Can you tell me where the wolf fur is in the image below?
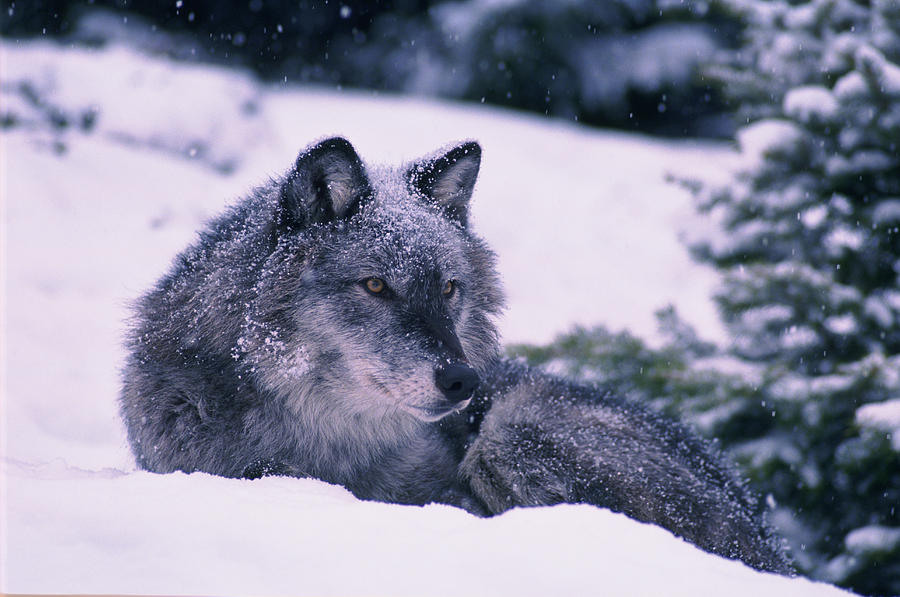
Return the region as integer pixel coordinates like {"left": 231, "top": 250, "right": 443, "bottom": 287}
{"left": 121, "top": 137, "right": 791, "bottom": 573}
{"left": 461, "top": 360, "right": 793, "bottom": 573}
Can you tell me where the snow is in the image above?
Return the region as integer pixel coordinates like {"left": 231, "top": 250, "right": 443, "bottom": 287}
{"left": 824, "top": 225, "right": 865, "bottom": 253}
{"left": 823, "top": 525, "right": 900, "bottom": 584}
{"left": 833, "top": 71, "right": 868, "bottom": 103}
{"left": 783, "top": 86, "right": 839, "bottom": 123}
{"left": 782, "top": 325, "right": 820, "bottom": 351}
{"left": 844, "top": 525, "right": 900, "bottom": 554}
{"left": 575, "top": 23, "right": 718, "bottom": 110}
{"left": 739, "top": 305, "right": 794, "bottom": 329}
{"left": 0, "top": 39, "right": 851, "bottom": 596}
{"left": 855, "top": 44, "right": 900, "bottom": 96}
{"left": 736, "top": 119, "right": 802, "bottom": 170}
{"left": 2, "top": 43, "right": 266, "bottom": 172}
{"left": 871, "top": 198, "right": 900, "bottom": 224}
{"left": 800, "top": 204, "right": 828, "bottom": 229}
{"left": 733, "top": 436, "right": 803, "bottom": 471}
{"left": 767, "top": 372, "right": 858, "bottom": 405}
{"left": 4, "top": 460, "right": 849, "bottom": 597}
{"left": 823, "top": 314, "right": 857, "bottom": 336}
{"left": 826, "top": 151, "right": 895, "bottom": 181}
{"left": 863, "top": 294, "right": 894, "bottom": 328}
{"left": 856, "top": 399, "right": 900, "bottom": 450}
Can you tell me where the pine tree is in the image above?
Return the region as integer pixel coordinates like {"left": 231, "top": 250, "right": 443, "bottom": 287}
{"left": 507, "top": 307, "right": 764, "bottom": 442}
{"left": 690, "top": 0, "right": 900, "bottom": 593}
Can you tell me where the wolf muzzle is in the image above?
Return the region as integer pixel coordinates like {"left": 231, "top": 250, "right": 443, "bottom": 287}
{"left": 434, "top": 363, "right": 479, "bottom": 404}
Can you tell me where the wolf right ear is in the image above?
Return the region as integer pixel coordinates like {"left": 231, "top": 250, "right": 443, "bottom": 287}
{"left": 407, "top": 141, "right": 482, "bottom": 227}
{"left": 279, "top": 137, "right": 371, "bottom": 229}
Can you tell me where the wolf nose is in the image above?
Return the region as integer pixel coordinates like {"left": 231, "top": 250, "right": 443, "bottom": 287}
{"left": 434, "top": 363, "right": 479, "bottom": 403}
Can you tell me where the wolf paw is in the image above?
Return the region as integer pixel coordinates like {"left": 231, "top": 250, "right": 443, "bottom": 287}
{"left": 461, "top": 440, "right": 568, "bottom": 515}
{"left": 437, "top": 485, "right": 492, "bottom": 517}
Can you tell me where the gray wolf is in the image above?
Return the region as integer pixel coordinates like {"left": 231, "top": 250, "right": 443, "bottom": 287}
{"left": 120, "top": 137, "right": 791, "bottom": 574}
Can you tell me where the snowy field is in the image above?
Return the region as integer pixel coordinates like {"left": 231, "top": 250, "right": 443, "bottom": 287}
{"left": 1, "top": 40, "right": 850, "bottom": 595}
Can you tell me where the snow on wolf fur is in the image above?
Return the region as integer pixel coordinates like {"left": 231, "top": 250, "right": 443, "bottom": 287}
{"left": 120, "top": 137, "right": 791, "bottom": 574}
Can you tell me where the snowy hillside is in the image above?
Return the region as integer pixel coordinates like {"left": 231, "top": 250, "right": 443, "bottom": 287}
{"left": 1, "top": 40, "right": 851, "bottom": 596}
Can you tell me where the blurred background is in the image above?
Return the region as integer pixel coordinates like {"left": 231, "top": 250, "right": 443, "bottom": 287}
{"left": 3, "top": 1, "right": 899, "bottom": 595}
{"left": 3, "top": 0, "right": 742, "bottom": 137}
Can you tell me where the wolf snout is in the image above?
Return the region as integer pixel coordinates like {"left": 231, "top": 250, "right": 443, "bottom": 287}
{"left": 434, "top": 363, "right": 479, "bottom": 403}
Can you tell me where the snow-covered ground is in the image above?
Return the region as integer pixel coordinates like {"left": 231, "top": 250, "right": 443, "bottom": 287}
{"left": 1, "top": 40, "right": 850, "bottom": 595}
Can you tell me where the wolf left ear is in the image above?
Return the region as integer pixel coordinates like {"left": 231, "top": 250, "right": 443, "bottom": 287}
{"left": 407, "top": 141, "right": 482, "bottom": 226}
{"left": 279, "top": 137, "right": 371, "bottom": 229}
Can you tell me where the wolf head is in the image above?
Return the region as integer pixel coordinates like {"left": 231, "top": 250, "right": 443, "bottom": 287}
{"left": 241, "top": 138, "right": 504, "bottom": 430}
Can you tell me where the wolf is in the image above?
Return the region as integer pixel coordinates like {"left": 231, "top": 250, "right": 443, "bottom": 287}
{"left": 121, "top": 137, "right": 791, "bottom": 573}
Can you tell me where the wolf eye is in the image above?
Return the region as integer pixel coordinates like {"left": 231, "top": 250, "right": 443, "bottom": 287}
{"left": 442, "top": 280, "right": 456, "bottom": 297}
{"left": 363, "top": 277, "right": 387, "bottom": 296}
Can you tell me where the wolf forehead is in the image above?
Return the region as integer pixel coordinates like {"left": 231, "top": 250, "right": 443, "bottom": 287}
{"left": 278, "top": 137, "right": 486, "bottom": 278}
{"left": 316, "top": 185, "right": 471, "bottom": 273}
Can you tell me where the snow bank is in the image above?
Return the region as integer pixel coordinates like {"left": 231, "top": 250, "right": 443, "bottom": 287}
{"left": 4, "top": 460, "right": 850, "bottom": 597}
{"left": 0, "top": 39, "right": 850, "bottom": 596}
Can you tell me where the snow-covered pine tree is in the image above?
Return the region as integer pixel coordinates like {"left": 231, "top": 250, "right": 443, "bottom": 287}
{"left": 691, "top": 0, "right": 900, "bottom": 593}
{"left": 428, "top": 0, "right": 742, "bottom": 135}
